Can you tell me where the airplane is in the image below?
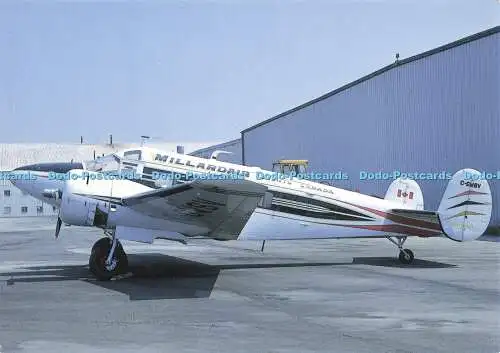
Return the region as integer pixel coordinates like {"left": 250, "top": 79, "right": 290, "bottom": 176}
{"left": 9, "top": 147, "right": 492, "bottom": 281}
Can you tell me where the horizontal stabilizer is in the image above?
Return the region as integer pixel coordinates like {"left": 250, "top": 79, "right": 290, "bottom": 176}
{"left": 386, "top": 208, "right": 442, "bottom": 236}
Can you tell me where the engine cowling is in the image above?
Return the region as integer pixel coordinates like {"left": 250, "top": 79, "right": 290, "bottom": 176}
{"left": 59, "top": 190, "right": 98, "bottom": 226}
{"left": 58, "top": 170, "right": 111, "bottom": 227}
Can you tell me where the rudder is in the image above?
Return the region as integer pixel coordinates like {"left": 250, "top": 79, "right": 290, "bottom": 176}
{"left": 385, "top": 178, "right": 424, "bottom": 210}
{"left": 437, "top": 169, "right": 492, "bottom": 242}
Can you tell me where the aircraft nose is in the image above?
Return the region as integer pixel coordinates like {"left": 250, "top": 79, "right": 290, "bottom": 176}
{"left": 9, "top": 165, "right": 36, "bottom": 190}
{"left": 9, "top": 162, "right": 83, "bottom": 191}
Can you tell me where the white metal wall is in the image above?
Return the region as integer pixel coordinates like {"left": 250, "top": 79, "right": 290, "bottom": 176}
{"left": 242, "top": 30, "right": 500, "bottom": 225}
{"left": 0, "top": 180, "right": 57, "bottom": 217}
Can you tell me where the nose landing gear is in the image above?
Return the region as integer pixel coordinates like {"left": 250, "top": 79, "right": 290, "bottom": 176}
{"left": 89, "top": 230, "right": 128, "bottom": 281}
{"left": 387, "top": 236, "right": 415, "bottom": 264}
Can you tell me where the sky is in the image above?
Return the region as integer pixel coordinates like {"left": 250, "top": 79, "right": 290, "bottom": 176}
{"left": 0, "top": 0, "right": 498, "bottom": 144}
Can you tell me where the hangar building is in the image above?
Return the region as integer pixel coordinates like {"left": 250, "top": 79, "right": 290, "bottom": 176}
{"left": 241, "top": 26, "right": 499, "bottom": 225}
{"left": 199, "top": 26, "right": 500, "bottom": 226}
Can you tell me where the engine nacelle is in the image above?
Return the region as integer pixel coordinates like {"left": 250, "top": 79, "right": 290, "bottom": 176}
{"left": 59, "top": 170, "right": 112, "bottom": 227}
{"left": 59, "top": 191, "right": 99, "bottom": 226}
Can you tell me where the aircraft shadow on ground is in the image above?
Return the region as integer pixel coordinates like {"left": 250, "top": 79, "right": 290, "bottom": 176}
{"left": 352, "top": 257, "right": 456, "bottom": 268}
{"left": 0, "top": 253, "right": 455, "bottom": 300}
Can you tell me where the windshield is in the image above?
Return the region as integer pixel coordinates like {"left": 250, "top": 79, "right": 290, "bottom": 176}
{"left": 84, "top": 154, "right": 121, "bottom": 172}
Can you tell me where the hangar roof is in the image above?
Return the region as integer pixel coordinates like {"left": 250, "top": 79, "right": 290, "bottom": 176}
{"left": 241, "top": 26, "right": 500, "bottom": 134}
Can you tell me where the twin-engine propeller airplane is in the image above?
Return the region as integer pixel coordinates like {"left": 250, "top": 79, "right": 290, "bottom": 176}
{"left": 10, "top": 147, "right": 492, "bottom": 281}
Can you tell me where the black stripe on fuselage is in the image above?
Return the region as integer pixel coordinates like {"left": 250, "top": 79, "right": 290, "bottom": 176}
{"left": 266, "top": 191, "right": 375, "bottom": 221}
{"left": 13, "top": 162, "right": 83, "bottom": 173}
{"left": 255, "top": 208, "right": 375, "bottom": 226}
{"left": 269, "top": 204, "right": 372, "bottom": 221}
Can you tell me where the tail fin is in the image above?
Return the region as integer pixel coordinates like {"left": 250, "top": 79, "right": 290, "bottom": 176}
{"left": 385, "top": 178, "right": 424, "bottom": 210}
{"left": 438, "top": 169, "right": 492, "bottom": 242}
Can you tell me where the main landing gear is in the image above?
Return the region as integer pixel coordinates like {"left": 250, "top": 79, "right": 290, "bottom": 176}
{"left": 386, "top": 236, "right": 415, "bottom": 264}
{"left": 89, "top": 230, "right": 129, "bottom": 281}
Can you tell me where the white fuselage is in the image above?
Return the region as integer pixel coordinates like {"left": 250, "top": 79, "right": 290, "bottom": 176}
{"left": 11, "top": 147, "right": 442, "bottom": 242}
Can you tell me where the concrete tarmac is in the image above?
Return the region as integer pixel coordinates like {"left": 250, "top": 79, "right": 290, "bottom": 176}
{"left": 0, "top": 217, "right": 499, "bottom": 353}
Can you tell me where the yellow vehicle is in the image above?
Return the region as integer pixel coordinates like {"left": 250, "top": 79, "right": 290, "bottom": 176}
{"left": 272, "top": 159, "right": 308, "bottom": 175}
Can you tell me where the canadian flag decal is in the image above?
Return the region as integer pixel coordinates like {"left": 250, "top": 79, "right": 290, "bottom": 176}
{"left": 397, "top": 189, "right": 414, "bottom": 199}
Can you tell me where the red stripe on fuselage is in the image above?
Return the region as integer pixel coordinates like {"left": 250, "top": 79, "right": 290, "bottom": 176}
{"left": 341, "top": 202, "right": 442, "bottom": 232}
{"left": 345, "top": 224, "right": 441, "bottom": 237}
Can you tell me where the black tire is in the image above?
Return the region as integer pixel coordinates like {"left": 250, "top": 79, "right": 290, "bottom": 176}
{"left": 398, "top": 249, "right": 414, "bottom": 264}
{"left": 89, "top": 238, "right": 110, "bottom": 276}
{"left": 89, "top": 237, "right": 128, "bottom": 280}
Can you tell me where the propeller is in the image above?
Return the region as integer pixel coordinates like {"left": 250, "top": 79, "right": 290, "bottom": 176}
{"left": 44, "top": 188, "right": 63, "bottom": 239}
{"left": 55, "top": 215, "right": 62, "bottom": 239}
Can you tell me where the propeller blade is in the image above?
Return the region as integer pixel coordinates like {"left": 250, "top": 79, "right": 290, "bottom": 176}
{"left": 55, "top": 216, "right": 62, "bottom": 239}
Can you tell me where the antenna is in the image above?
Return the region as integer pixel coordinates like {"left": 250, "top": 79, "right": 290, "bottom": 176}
{"left": 141, "top": 135, "right": 150, "bottom": 147}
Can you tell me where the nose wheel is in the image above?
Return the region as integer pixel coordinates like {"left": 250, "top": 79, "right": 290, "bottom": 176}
{"left": 387, "top": 236, "right": 415, "bottom": 264}
{"left": 89, "top": 232, "right": 128, "bottom": 281}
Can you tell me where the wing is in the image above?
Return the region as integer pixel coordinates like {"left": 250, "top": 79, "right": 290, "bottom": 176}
{"left": 121, "top": 179, "right": 268, "bottom": 240}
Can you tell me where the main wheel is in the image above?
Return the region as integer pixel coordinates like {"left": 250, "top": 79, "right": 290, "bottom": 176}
{"left": 89, "top": 237, "right": 128, "bottom": 281}
{"left": 398, "top": 248, "right": 414, "bottom": 264}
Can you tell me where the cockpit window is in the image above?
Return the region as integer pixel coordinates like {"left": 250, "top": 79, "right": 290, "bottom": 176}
{"left": 123, "top": 150, "right": 142, "bottom": 161}
{"left": 85, "top": 154, "right": 121, "bottom": 172}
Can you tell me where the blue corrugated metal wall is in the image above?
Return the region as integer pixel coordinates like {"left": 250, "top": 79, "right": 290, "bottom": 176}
{"left": 242, "top": 30, "right": 500, "bottom": 226}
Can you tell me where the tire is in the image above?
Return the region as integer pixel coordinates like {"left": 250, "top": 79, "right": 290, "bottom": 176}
{"left": 398, "top": 249, "right": 414, "bottom": 264}
{"left": 89, "top": 237, "right": 128, "bottom": 281}
{"left": 89, "top": 238, "right": 111, "bottom": 276}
